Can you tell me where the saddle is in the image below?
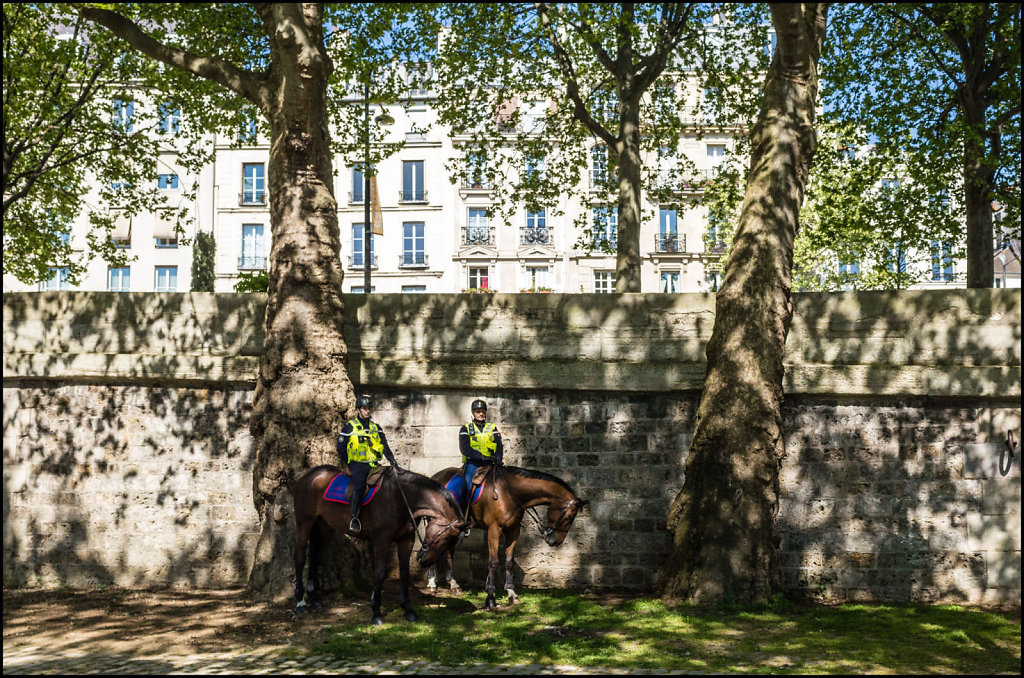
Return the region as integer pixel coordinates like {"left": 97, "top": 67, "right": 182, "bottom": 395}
{"left": 470, "top": 465, "right": 492, "bottom": 487}
{"left": 323, "top": 465, "right": 389, "bottom": 505}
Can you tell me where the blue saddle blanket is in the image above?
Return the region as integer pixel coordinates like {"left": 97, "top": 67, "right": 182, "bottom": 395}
{"left": 445, "top": 473, "right": 485, "bottom": 505}
{"left": 324, "top": 472, "right": 380, "bottom": 505}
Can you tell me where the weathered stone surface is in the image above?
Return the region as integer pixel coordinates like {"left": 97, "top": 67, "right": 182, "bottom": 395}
{"left": 2, "top": 290, "right": 1020, "bottom": 605}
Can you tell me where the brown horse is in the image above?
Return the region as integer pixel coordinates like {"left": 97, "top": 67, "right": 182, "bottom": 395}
{"left": 292, "top": 465, "right": 470, "bottom": 625}
{"left": 428, "top": 464, "right": 588, "bottom": 608}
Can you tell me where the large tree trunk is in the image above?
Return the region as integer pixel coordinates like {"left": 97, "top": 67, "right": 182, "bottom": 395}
{"left": 615, "top": 99, "right": 643, "bottom": 293}
{"left": 661, "top": 3, "right": 828, "bottom": 605}
{"left": 245, "top": 4, "right": 356, "bottom": 598}
{"left": 961, "top": 98, "right": 995, "bottom": 289}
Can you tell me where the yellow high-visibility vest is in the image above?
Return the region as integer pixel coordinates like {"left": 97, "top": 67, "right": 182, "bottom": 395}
{"left": 347, "top": 418, "right": 384, "bottom": 464}
{"left": 464, "top": 421, "right": 497, "bottom": 463}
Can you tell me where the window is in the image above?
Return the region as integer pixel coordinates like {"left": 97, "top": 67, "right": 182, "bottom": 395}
{"left": 158, "top": 173, "right": 179, "bottom": 190}
{"left": 352, "top": 163, "right": 374, "bottom": 203}
{"left": 525, "top": 266, "right": 549, "bottom": 290}
{"left": 350, "top": 286, "right": 376, "bottom": 294}
{"left": 402, "top": 285, "right": 427, "bottom": 293}
{"left": 155, "top": 266, "right": 178, "bottom": 292}
{"left": 467, "top": 151, "right": 488, "bottom": 188}
{"left": 108, "top": 267, "right": 130, "bottom": 292}
{"left": 706, "top": 212, "right": 725, "bottom": 251}
{"left": 352, "top": 223, "right": 375, "bottom": 267}
{"left": 526, "top": 209, "right": 547, "bottom": 230}
{"left": 658, "top": 146, "right": 677, "bottom": 185}
{"left": 705, "top": 270, "right": 722, "bottom": 292}
{"left": 707, "top": 145, "right": 726, "bottom": 178}
{"left": 591, "top": 144, "right": 608, "bottom": 186}
{"left": 594, "top": 270, "right": 615, "bottom": 293}
{"left": 703, "top": 86, "right": 721, "bottom": 123}
{"left": 158, "top": 104, "right": 180, "bottom": 134}
{"left": 241, "top": 224, "right": 265, "bottom": 269}
{"left": 402, "top": 222, "right": 425, "bottom": 265}
{"left": 931, "top": 240, "right": 954, "bottom": 281}
{"left": 522, "top": 99, "right": 547, "bottom": 133}
{"left": 766, "top": 31, "right": 778, "bottom": 59}
{"left": 467, "top": 208, "right": 489, "bottom": 244}
{"left": 593, "top": 88, "right": 618, "bottom": 124}
{"left": 469, "top": 267, "right": 490, "bottom": 290}
{"left": 402, "top": 160, "right": 425, "bottom": 201}
{"left": 155, "top": 237, "right": 178, "bottom": 249}
{"left": 880, "top": 178, "right": 899, "bottom": 191}
{"left": 406, "top": 62, "right": 431, "bottom": 97}
{"left": 660, "top": 271, "right": 680, "bottom": 293}
{"left": 42, "top": 267, "right": 71, "bottom": 291}
{"left": 112, "top": 99, "right": 134, "bottom": 132}
{"left": 886, "top": 245, "right": 908, "bottom": 273}
{"left": 525, "top": 156, "right": 546, "bottom": 181}
{"left": 407, "top": 107, "right": 428, "bottom": 140}
{"left": 659, "top": 209, "right": 679, "bottom": 252}
{"left": 839, "top": 257, "right": 861, "bottom": 276}
{"left": 242, "top": 163, "right": 265, "bottom": 204}
{"left": 238, "top": 114, "right": 258, "bottom": 144}
{"left": 591, "top": 206, "right": 618, "bottom": 249}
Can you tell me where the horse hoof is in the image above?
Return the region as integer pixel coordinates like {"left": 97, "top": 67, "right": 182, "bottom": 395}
{"left": 372, "top": 616, "right": 385, "bottom": 626}
{"left": 451, "top": 587, "right": 462, "bottom": 596}
{"left": 509, "top": 595, "right": 520, "bottom": 605}
{"left": 405, "top": 611, "right": 419, "bottom": 622}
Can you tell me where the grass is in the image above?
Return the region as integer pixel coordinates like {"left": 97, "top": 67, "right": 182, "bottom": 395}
{"left": 308, "top": 589, "right": 1021, "bottom": 674}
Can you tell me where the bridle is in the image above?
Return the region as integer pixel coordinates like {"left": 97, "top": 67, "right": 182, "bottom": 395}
{"left": 387, "top": 467, "right": 466, "bottom": 560}
{"left": 494, "top": 465, "right": 579, "bottom": 540}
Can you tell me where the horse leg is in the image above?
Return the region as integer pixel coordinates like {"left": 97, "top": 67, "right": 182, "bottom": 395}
{"left": 293, "top": 516, "right": 315, "bottom": 612}
{"left": 426, "top": 562, "right": 438, "bottom": 593}
{"left": 369, "top": 537, "right": 389, "bottom": 626}
{"left": 502, "top": 523, "right": 523, "bottom": 604}
{"left": 445, "top": 544, "right": 462, "bottom": 594}
{"left": 306, "top": 521, "right": 331, "bottom": 609}
{"left": 396, "top": 537, "right": 419, "bottom": 622}
{"left": 484, "top": 524, "right": 501, "bottom": 609}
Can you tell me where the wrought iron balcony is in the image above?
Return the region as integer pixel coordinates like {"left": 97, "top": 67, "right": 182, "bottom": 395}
{"left": 520, "top": 227, "right": 552, "bottom": 246}
{"left": 347, "top": 254, "right": 378, "bottom": 269}
{"left": 462, "top": 226, "right": 495, "bottom": 247}
{"left": 655, "top": 234, "right": 686, "bottom": 253}
{"left": 238, "top": 255, "right": 267, "bottom": 270}
{"left": 398, "top": 190, "right": 428, "bottom": 203}
{"left": 238, "top": 191, "right": 266, "bottom": 206}
{"left": 462, "top": 179, "right": 492, "bottom": 190}
{"left": 399, "top": 253, "right": 429, "bottom": 268}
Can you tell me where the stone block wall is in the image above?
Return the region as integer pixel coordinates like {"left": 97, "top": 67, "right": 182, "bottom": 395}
{"left": 3, "top": 290, "right": 1020, "bottom": 604}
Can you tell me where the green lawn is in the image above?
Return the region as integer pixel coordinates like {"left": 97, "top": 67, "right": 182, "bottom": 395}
{"left": 309, "top": 589, "right": 1021, "bottom": 674}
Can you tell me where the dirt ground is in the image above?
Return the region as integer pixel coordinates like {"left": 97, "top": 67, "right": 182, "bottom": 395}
{"left": 2, "top": 586, "right": 375, "bottom": 656}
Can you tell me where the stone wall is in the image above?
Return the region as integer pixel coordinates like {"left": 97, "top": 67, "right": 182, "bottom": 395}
{"left": 3, "top": 290, "right": 1020, "bottom": 604}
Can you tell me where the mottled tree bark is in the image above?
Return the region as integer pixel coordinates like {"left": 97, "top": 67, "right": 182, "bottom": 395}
{"left": 661, "top": 3, "right": 828, "bottom": 605}
{"left": 79, "top": 3, "right": 357, "bottom": 598}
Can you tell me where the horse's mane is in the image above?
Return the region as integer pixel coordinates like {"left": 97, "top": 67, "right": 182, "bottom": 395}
{"left": 398, "top": 469, "right": 463, "bottom": 518}
{"left": 503, "top": 465, "right": 577, "bottom": 496}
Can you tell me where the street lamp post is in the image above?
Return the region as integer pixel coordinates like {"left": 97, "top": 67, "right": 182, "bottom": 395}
{"left": 362, "top": 73, "right": 393, "bottom": 294}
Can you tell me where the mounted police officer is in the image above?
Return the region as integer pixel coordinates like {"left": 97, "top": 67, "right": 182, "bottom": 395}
{"left": 337, "top": 394, "right": 398, "bottom": 532}
{"left": 457, "top": 399, "right": 503, "bottom": 506}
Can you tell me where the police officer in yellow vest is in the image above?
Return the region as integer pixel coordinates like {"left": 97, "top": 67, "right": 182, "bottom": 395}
{"left": 458, "top": 399, "right": 503, "bottom": 505}
{"left": 336, "top": 394, "right": 398, "bottom": 532}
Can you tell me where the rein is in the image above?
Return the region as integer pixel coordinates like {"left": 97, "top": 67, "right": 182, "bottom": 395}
{"left": 493, "top": 465, "right": 577, "bottom": 539}
{"left": 390, "top": 467, "right": 464, "bottom": 556}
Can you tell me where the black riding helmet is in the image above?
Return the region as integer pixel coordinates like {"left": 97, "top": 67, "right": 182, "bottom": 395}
{"left": 355, "top": 394, "right": 373, "bottom": 409}
{"left": 471, "top": 399, "right": 487, "bottom": 412}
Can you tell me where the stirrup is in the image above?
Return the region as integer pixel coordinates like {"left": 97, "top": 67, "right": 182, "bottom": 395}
{"left": 349, "top": 516, "right": 362, "bottom": 532}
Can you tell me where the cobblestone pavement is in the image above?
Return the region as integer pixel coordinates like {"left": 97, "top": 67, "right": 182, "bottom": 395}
{"left": 3, "top": 644, "right": 702, "bottom": 675}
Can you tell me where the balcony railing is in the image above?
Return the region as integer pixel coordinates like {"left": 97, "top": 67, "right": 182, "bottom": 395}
{"left": 399, "top": 253, "right": 429, "bottom": 268}
{"left": 655, "top": 234, "right": 686, "bottom": 253}
{"left": 347, "top": 254, "right": 378, "bottom": 269}
{"left": 462, "top": 180, "right": 492, "bottom": 190}
{"left": 462, "top": 226, "right": 495, "bottom": 247}
{"left": 239, "top": 191, "right": 266, "bottom": 206}
{"left": 399, "top": 190, "right": 428, "bottom": 203}
{"left": 520, "top": 227, "right": 552, "bottom": 246}
{"left": 238, "top": 255, "right": 267, "bottom": 270}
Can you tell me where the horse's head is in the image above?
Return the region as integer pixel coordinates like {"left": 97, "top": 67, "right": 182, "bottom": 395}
{"left": 416, "top": 514, "right": 472, "bottom": 568}
{"left": 544, "top": 497, "right": 588, "bottom": 547}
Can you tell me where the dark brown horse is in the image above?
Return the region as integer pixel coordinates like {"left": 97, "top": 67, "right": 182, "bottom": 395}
{"left": 428, "top": 464, "right": 588, "bottom": 608}
{"left": 292, "top": 465, "right": 470, "bottom": 625}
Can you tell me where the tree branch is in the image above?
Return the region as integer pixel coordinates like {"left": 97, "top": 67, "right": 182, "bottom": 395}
{"left": 635, "top": 3, "right": 694, "bottom": 94}
{"left": 75, "top": 5, "right": 264, "bottom": 106}
{"left": 535, "top": 3, "right": 617, "bottom": 147}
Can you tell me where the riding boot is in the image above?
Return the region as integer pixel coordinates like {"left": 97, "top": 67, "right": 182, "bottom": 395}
{"left": 349, "top": 490, "right": 364, "bottom": 532}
